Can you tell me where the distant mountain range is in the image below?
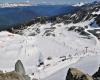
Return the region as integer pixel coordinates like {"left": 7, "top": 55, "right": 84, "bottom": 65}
{"left": 0, "top": 5, "right": 79, "bottom": 30}
{"left": 0, "top": 1, "right": 100, "bottom": 30}
{"left": 0, "top": 2, "right": 32, "bottom": 8}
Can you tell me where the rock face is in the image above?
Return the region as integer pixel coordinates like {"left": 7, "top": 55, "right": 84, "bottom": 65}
{"left": 93, "top": 67, "right": 100, "bottom": 80}
{"left": 15, "top": 60, "right": 25, "bottom": 75}
{"left": 0, "top": 60, "right": 31, "bottom": 80}
{"left": 66, "top": 68, "right": 93, "bottom": 80}
{"left": 0, "top": 71, "right": 25, "bottom": 80}
{"left": 15, "top": 60, "right": 30, "bottom": 80}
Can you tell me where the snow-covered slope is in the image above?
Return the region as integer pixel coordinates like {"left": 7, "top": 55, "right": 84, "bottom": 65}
{"left": 0, "top": 31, "right": 43, "bottom": 73}
{"left": 0, "top": 20, "right": 100, "bottom": 80}
{"left": 71, "top": 55, "right": 100, "bottom": 75}
{"left": 92, "top": 10, "right": 100, "bottom": 15}
{"left": 42, "top": 55, "right": 100, "bottom": 80}
{"left": 0, "top": 1, "right": 100, "bottom": 80}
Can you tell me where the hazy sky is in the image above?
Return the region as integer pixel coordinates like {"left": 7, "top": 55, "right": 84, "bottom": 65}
{"left": 0, "top": 0, "right": 99, "bottom": 4}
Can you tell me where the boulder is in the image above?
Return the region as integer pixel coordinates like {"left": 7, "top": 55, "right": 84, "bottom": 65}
{"left": 66, "top": 68, "right": 93, "bottom": 80}
{"left": 0, "top": 71, "right": 25, "bottom": 80}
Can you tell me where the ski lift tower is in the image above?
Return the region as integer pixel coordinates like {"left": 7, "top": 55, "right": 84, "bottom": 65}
{"left": 85, "top": 46, "right": 88, "bottom": 53}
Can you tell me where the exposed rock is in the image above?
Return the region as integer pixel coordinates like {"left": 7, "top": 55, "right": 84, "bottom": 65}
{"left": 93, "top": 67, "right": 100, "bottom": 80}
{"left": 68, "top": 26, "right": 76, "bottom": 31}
{"left": 0, "top": 70, "right": 3, "bottom": 74}
{"left": 0, "top": 71, "right": 25, "bottom": 80}
{"left": 80, "top": 31, "right": 90, "bottom": 36}
{"left": 15, "top": 60, "right": 25, "bottom": 75}
{"left": 0, "top": 60, "right": 32, "bottom": 80}
{"left": 23, "top": 75, "right": 30, "bottom": 80}
{"left": 88, "top": 29, "right": 100, "bottom": 39}
{"left": 75, "top": 27, "right": 85, "bottom": 33}
{"left": 95, "top": 15, "right": 100, "bottom": 26}
{"left": 15, "top": 60, "right": 31, "bottom": 80}
{"left": 81, "top": 75, "right": 94, "bottom": 80}
{"left": 66, "top": 68, "right": 93, "bottom": 80}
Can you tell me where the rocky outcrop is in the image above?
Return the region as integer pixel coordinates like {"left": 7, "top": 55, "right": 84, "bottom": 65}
{"left": 0, "top": 60, "right": 31, "bottom": 80}
{"left": 15, "top": 60, "right": 30, "bottom": 80}
{"left": 15, "top": 60, "right": 25, "bottom": 75}
{"left": 0, "top": 71, "right": 25, "bottom": 80}
{"left": 66, "top": 68, "right": 93, "bottom": 80}
{"left": 93, "top": 67, "right": 100, "bottom": 80}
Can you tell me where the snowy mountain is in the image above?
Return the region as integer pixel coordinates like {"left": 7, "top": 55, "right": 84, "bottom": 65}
{"left": 0, "top": 2, "right": 32, "bottom": 8}
{"left": 73, "top": 2, "right": 85, "bottom": 6}
{"left": 7, "top": 1, "right": 99, "bottom": 31}
{"left": 10, "top": 1, "right": 100, "bottom": 38}
{"left": 0, "top": 1, "right": 100, "bottom": 80}
{"left": 0, "top": 5, "right": 79, "bottom": 30}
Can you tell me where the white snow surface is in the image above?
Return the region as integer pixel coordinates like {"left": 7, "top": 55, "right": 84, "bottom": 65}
{"left": 73, "top": 2, "right": 85, "bottom": 6}
{"left": 42, "top": 55, "right": 100, "bottom": 80}
{"left": 92, "top": 10, "right": 100, "bottom": 15}
{"left": 0, "top": 20, "right": 100, "bottom": 80}
{"left": 0, "top": 31, "right": 43, "bottom": 72}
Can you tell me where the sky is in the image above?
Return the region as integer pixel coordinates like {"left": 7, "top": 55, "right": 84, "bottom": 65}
{"left": 0, "top": 0, "right": 99, "bottom": 4}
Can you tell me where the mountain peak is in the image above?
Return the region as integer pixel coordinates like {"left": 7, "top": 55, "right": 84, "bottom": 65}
{"left": 73, "top": 2, "right": 85, "bottom": 7}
